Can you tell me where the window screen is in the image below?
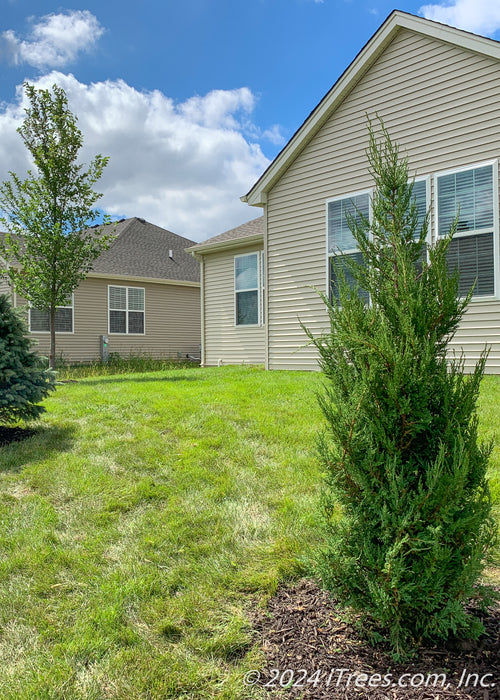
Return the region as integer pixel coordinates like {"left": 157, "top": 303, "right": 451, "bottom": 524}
{"left": 235, "top": 254, "right": 259, "bottom": 325}
{"left": 109, "top": 286, "right": 145, "bottom": 334}
{"left": 437, "top": 164, "right": 495, "bottom": 297}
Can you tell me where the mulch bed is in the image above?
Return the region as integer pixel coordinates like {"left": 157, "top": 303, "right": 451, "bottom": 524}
{"left": 0, "top": 426, "right": 37, "bottom": 447}
{"left": 253, "top": 579, "right": 500, "bottom": 699}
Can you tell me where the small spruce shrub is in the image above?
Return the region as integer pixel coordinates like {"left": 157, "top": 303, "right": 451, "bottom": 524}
{"left": 0, "top": 294, "right": 55, "bottom": 423}
{"left": 307, "top": 121, "right": 497, "bottom": 657}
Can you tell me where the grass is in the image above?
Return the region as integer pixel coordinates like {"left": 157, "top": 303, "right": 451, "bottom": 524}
{"left": 0, "top": 365, "right": 324, "bottom": 699}
{"left": 56, "top": 354, "right": 197, "bottom": 379}
{"left": 0, "top": 365, "right": 499, "bottom": 699}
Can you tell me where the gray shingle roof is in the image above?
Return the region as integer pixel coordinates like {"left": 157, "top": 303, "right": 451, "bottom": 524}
{"left": 92, "top": 218, "right": 199, "bottom": 282}
{"left": 188, "top": 216, "right": 263, "bottom": 251}
{"left": 1, "top": 218, "right": 200, "bottom": 283}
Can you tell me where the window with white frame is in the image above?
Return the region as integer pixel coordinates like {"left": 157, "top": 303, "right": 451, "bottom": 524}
{"left": 30, "top": 296, "right": 74, "bottom": 333}
{"left": 235, "top": 253, "right": 260, "bottom": 325}
{"left": 327, "top": 190, "right": 370, "bottom": 303}
{"left": 412, "top": 178, "right": 430, "bottom": 241}
{"left": 436, "top": 162, "right": 497, "bottom": 298}
{"left": 327, "top": 181, "right": 429, "bottom": 301}
{"left": 109, "top": 285, "right": 145, "bottom": 334}
{"left": 412, "top": 177, "right": 430, "bottom": 274}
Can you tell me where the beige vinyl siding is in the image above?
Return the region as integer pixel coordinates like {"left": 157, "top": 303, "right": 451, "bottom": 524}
{"left": 0, "top": 278, "right": 11, "bottom": 299}
{"left": 266, "top": 28, "right": 500, "bottom": 371}
{"left": 202, "top": 244, "right": 265, "bottom": 366}
{"left": 17, "top": 277, "right": 200, "bottom": 363}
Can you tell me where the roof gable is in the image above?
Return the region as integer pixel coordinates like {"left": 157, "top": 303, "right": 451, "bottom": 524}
{"left": 242, "top": 10, "right": 500, "bottom": 207}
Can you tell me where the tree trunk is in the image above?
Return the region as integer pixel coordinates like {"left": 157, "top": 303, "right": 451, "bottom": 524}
{"left": 49, "top": 305, "right": 56, "bottom": 370}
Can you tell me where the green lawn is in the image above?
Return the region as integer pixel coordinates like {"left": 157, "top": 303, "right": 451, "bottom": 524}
{"left": 0, "top": 366, "right": 499, "bottom": 699}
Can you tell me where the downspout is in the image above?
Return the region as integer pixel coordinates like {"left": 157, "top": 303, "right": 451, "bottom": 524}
{"left": 263, "top": 199, "right": 269, "bottom": 371}
{"left": 200, "top": 256, "right": 206, "bottom": 367}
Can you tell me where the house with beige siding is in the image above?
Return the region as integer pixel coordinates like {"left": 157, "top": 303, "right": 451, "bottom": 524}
{"left": 1, "top": 217, "right": 201, "bottom": 363}
{"left": 187, "top": 217, "right": 265, "bottom": 366}
{"left": 195, "top": 9, "right": 500, "bottom": 372}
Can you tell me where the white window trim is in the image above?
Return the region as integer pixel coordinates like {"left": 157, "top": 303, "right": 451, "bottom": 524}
{"left": 325, "top": 179, "right": 431, "bottom": 297}
{"left": 325, "top": 188, "right": 373, "bottom": 300}
{"left": 433, "top": 159, "right": 499, "bottom": 301}
{"left": 414, "top": 175, "right": 432, "bottom": 247}
{"left": 29, "top": 294, "right": 75, "bottom": 334}
{"left": 108, "top": 284, "right": 146, "bottom": 335}
{"left": 234, "top": 252, "right": 262, "bottom": 327}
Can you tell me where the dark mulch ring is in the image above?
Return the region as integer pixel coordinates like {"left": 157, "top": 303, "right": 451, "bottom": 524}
{"left": 253, "top": 579, "right": 500, "bottom": 700}
{"left": 0, "top": 426, "right": 37, "bottom": 447}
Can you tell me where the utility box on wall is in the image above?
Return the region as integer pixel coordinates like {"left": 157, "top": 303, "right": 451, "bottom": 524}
{"left": 100, "top": 334, "right": 109, "bottom": 362}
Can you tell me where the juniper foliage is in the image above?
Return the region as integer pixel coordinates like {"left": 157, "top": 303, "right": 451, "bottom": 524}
{"left": 0, "top": 294, "right": 55, "bottom": 423}
{"left": 307, "top": 122, "right": 497, "bottom": 657}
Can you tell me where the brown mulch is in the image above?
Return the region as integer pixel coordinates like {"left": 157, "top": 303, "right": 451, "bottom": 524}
{"left": 253, "top": 579, "right": 500, "bottom": 699}
{"left": 0, "top": 426, "right": 36, "bottom": 447}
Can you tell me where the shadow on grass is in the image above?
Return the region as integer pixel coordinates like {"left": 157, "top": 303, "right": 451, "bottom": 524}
{"left": 0, "top": 424, "right": 76, "bottom": 472}
{"left": 77, "top": 374, "right": 205, "bottom": 386}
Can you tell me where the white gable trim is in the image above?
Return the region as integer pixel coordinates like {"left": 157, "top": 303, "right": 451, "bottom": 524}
{"left": 242, "top": 10, "right": 500, "bottom": 207}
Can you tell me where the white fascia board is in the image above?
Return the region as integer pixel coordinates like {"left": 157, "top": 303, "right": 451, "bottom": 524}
{"left": 242, "top": 11, "right": 500, "bottom": 207}
{"left": 87, "top": 272, "right": 200, "bottom": 288}
{"left": 186, "top": 233, "right": 264, "bottom": 257}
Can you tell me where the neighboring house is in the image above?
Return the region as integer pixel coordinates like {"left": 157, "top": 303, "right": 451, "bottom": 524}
{"left": 187, "top": 217, "right": 265, "bottom": 366}
{"left": 196, "top": 9, "right": 500, "bottom": 372}
{"left": 0, "top": 217, "right": 201, "bottom": 363}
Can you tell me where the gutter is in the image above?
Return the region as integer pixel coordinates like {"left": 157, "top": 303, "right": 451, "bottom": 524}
{"left": 87, "top": 272, "right": 200, "bottom": 287}
{"left": 186, "top": 233, "right": 264, "bottom": 257}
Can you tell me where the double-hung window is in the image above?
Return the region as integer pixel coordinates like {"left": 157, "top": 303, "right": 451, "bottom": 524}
{"left": 412, "top": 177, "right": 431, "bottom": 272}
{"left": 327, "top": 190, "right": 371, "bottom": 303}
{"left": 436, "top": 162, "right": 498, "bottom": 298}
{"left": 327, "top": 181, "right": 429, "bottom": 301}
{"left": 235, "top": 253, "right": 260, "bottom": 325}
{"left": 412, "top": 177, "right": 430, "bottom": 242}
{"left": 30, "top": 296, "right": 74, "bottom": 333}
{"left": 109, "top": 285, "right": 145, "bottom": 334}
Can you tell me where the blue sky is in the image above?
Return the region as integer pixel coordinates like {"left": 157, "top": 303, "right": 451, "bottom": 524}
{"left": 1, "top": 0, "right": 499, "bottom": 241}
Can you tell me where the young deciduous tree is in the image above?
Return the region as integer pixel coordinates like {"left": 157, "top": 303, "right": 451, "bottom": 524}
{"left": 0, "top": 294, "right": 55, "bottom": 424}
{"left": 307, "top": 121, "right": 497, "bottom": 657}
{"left": 0, "top": 83, "right": 114, "bottom": 368}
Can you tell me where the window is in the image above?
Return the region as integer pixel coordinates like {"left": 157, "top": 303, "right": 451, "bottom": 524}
{"left": 235, "top": 253, "right": 261, "bottom": 325}
{"left": 412, "top": 177, "right": 430, "bottom": 274}
{"left": 30, "top": 296, "right": 73, "bottom": 333}
{"left": 327, "top": 181, "right": 429, "bottom": 301}
{"left": 412, "top": 178, "right": 430, "bottom": 241}
{"left": 109, "top": 286, "right": 145, "bottom": 334}
{"left": 327, "top": 190, "right": 370, "bottom": 304}
{"left": 436, "top": 162, "right": 497, "bottom": 298}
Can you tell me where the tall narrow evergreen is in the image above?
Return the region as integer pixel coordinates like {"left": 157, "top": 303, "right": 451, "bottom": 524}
{"left": 307, "top": 121, "right": 497, "bottom": 656}
{"left": 0, "top": 294, "right": 55, "bottom": 423}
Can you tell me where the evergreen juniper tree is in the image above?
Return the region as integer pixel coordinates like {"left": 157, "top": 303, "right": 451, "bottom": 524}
{"left": 307, "top": 120, "right": 497, "bottom": 657}
{"left": 0, "top": 294, "right": 55, "bottom": 423}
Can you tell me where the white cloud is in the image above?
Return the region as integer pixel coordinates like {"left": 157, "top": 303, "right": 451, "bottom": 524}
{"left": 0, "top": 74, "right": 271, "bottom": 241}
{"left": 261, "top": 124, "right": 286, "bottom": 146}
{"left": 420, "top": 0, "right": 500, "bottom": 35}
{"left": 0, "top": 11, "right": 104, "bottom": 69}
